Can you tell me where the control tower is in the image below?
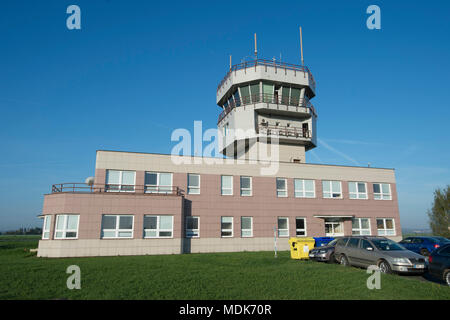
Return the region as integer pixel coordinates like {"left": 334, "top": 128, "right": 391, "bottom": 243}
{"left": 216, "top": 58, "right": 317, "bottom": 163}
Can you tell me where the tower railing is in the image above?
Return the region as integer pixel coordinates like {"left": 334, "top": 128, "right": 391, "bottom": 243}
{"left": 257, "top": 123, "right": 312, "bottom": 139}
{"left": 217, "top": 93, "right": 317, "bottom": 124}
{"left": 217, "top": 59, "right": 316, "bottom": 93}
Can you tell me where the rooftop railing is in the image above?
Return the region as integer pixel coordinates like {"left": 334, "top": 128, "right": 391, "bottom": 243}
{"left": 51, "top": 183, "right": 184, "bottom": 196}
{"left": 217, "top": 59, "right": 316, "bottom": 93}
{"left": 217, "top": 93, "right": 317, "bottom": 124}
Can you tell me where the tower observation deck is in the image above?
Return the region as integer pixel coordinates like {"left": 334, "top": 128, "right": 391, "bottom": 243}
{"left": 216, "top": 58, "right": 317, "bottom": 163}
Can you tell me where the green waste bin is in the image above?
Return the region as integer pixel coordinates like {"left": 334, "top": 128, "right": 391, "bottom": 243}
{"left": 289, "top": 237, "right": 316, "bottom": 260}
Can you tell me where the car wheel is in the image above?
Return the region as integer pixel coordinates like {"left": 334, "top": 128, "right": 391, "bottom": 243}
{"left": 378, "top": 260, "right": 392, "bottom": 274}
{"left": 420, "top": 249, "right": 430, "bottom": 256}
{"left": 444, "top": 270, "right": 450, "bottom": 286}
{"left": 340, "top": 255, "right": 349, "bottom": 267}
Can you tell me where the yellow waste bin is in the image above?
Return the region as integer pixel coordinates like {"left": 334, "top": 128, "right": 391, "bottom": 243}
{"left": 289, "top": 237, "right": 316, "bottom": 260}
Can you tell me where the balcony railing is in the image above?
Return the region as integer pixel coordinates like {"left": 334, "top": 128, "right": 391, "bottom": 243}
{"left": 51, "top": 183, "right": 184, "bottom": 196}
{"left": 217, "top": 59, "right": 316, "bottom": 93}
{"left": 218, "top": 93, "right": 317, "bottom": 124}
{"left": 257, "top": 123, "right": 312, "bottom": 139}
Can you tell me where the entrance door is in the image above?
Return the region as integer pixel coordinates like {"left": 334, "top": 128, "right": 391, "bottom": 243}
{"left": 325, "top": 220, "right": 344, "bottom": 237}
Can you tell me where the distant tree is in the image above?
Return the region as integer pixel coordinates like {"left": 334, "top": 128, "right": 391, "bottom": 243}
{"left": 427, "top": 185, "right": 450, "bottom": 237}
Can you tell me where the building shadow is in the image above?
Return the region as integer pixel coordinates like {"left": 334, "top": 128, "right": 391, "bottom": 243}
{"left": 181, "top": 199, "right": 192, "bottom": 254}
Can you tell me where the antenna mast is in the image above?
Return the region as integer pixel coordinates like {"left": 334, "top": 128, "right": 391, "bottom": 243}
{"left": 299, "top": 26, "right": 304, "bottom": 66}
{"left": 254, "top": 33, "right": 258, "bottom": 60}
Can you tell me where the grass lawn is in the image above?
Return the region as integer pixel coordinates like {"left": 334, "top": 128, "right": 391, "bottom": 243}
{"left": 0, "top": 237, "right": 449, "bottom": 300}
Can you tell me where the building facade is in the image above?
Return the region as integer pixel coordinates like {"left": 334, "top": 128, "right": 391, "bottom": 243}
{"left": 37, "top": 59, "right": 402, "bottom": 258}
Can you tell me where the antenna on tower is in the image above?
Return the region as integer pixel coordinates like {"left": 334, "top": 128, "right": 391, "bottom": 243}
{"left": 299, "top": 26, "right": 304, "bottom": 66}
{"left": 254, "top": 33, "right": 258, "bottom": 60}
{"left": 229, "top": 54, "right": 232, "bottom": 70}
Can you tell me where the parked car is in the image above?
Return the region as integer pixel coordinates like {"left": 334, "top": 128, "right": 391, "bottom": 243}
{"left": 334, "top": 236, "right": 427, "bottom": 274}
{"left": 398, "top": 236, "right": 450, "bottom": 256}
{"left": 428, "top": 243, "right": 450, "bottom": 286}
{"left": 309, "top": 238, "right": 339, "bottom": 263}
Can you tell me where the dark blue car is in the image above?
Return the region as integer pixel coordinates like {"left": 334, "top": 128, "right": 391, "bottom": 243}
{"left": 399, "top": 236, "right": 450, "bottom": 256}
{"left": 428, "top": 243, "right": 450, "bottom": 286}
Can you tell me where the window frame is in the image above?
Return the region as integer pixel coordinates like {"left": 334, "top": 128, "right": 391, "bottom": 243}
{"left": 241, "top": 216, "right": 253, "bottom": 238}
{"left": 105, "top": 170, "right": 136, "bottom": 192}
{"left": 322, "top": 180, "right": 343, "bottom": 199}
{"left": 277, "top": 217, "right": 289, "bottom": 237}
{"left": 143, "top": 215, "right": 174, "bottom": 239}
{"left": 187, "top": 173, "right": 201, "bottom": 195}
{"left": 54, "top": 214, "right": 80, "bottom": 239}
{"left": 185, "top": 216, "right": 200, "bottom": 238}
{"left": 294, "top": 179, "right": 315, "bottom": 198}
{"left": 240, "top": 176, "right": 252, "bottom": 197}
{"left": 373, "top": 183, "right": 392, "bottom": 200}
{"left": 276, "top": 178, "right": 288, "bottom": 197}
{"left": 145, "top": 172, "right": 173, "bottom": 194}
{"left": 352, "top": 218, "right": 372, "bottom": 235}
{"left": 101, "top": 215, "right": 134, "bottom": 239}
{"left": 221, "top": 175, "right": 233, "bottom": 196}
{"left": 221, "top": 216, "right": 234, "bottom": 237}
{"left": 42, "top": 215, "right": 51, "bottom": 240}
{"left": 295, "top": 217, "right": 307, "bottom": 237}
{"left": 348, "top": 182, "right": 368, "bottom": 200}
{"left": 376, "top": 218, "right": 396, "bottom": 236}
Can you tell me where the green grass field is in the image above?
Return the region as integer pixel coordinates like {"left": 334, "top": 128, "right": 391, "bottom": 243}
{"left": 1, "top": 236, "right": 449, "bottom": 300}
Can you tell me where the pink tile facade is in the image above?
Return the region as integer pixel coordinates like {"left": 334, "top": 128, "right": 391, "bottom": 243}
{"left": 41, "top": 168, "right": 401, "bottom": 251}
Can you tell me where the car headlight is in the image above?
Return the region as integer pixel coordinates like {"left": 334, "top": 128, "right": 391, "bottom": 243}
{"left": 392, "top": 257, "right": 409, "bottom": 264}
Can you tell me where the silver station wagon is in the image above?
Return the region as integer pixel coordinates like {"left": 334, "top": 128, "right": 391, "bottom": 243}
{"left": 334, "top": 236, "right": 427, "bottom": 274}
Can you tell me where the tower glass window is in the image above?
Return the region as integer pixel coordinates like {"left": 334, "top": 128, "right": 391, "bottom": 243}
{"left": 262, "top": 82, "right": 274, "bottom": 103}
{"left": 240, "top": 85, "right": 251, "bottom": 104}
{"left": 290, "top": 87, "right": 301, "bottom": 106}
{"left": 250, "top": 83, "right": 260, "bottom": 103}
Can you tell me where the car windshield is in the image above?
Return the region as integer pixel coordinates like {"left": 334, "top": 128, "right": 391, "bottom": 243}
{"left": 328, "top": 239, "right": 338, "bottom": 246}
{"left": 371, "top": 239, "right": 405, "bottom": 251}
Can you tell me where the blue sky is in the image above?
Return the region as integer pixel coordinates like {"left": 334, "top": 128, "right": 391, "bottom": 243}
{"left": 0, "top": 0, "right": 449, "bottom": 231}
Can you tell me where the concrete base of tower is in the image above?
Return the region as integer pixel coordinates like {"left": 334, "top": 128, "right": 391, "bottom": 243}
{"left": 235, "top": 140, "right": 306, "bottom": 163}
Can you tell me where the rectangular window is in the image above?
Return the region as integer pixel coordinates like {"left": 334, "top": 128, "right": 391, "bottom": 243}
{"left": 221, "top": 217, "right": 233, "bottom": 237}
{"left": 352, "top": 218, "right": 371, "bottom": 235}
{"left": 240, "top": 85, "right": 251, "bottom": 104}
{"left": 54, "top": 215, "right": 79, "bottom": 239}
{"left": 322, "top": 180, "right": 342, "bottom": 198}
{"left": 42, "top": 215, "right": 51, "bottom": 239}
{"left": 241, "top": 216, "right": 253, "bottom": 237}
{"left": 376, "top": 218, "right": 395, "bottom": 236}
{"left": 145, "top": 172, "right": 173, "bottom": 194}
{"left": 250, "top": 83, "right": 260, "bottom": 103}
{"left": 373, "top": 183, "right": 392, "bottom": 200}
{"left": 262, "top": 82, "right": 274, "bottom": 103}
{"left": 294, "top": 179, "right": 315, "bottom": 198}
{"left": 276, "top": 178, "right": 288, "bottom": 197}
{"left": 105, "top": 170, "right": 136, "bottom": 192}
{"left": 221, "top": 175, "right": 233, "bottom": 195}
{"left": 101, "top": 215, "right": 134, "bottom": 239}
{"left": 349, "top": 182, "right": 368, "bottom": 199}
{"left": 295, "top": 217, "right": 307, "bottom": 236}
{"left": 290, "top": 87, "right": 301, "bottom": 105}
{"left": 278, "top": 217, "right": 289, "bottom": 237}
{"left": 185, "top": 216, "right": 199, "bottom": 238}
{"left": 187, "top": 174, "right": 200, "bottom": 194}
{"left": 240, "top": 176, "right": 252, "bottom": 196}
{"left": 144, "top": 215, "right": 173, "bottom": 238}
